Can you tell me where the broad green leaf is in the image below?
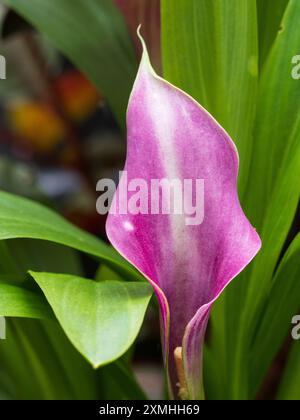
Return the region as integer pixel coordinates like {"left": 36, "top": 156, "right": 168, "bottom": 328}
{"left": 277, "top": 339, "right": 300, "bottom": 400}
{"left": 249, "top": 234, "right": 300, "bottom": 396}
{"left": 0, "top": 281, "right": 53, "bottom": 320}
{"left": 30, "top": 272, "right": 153, "bottom": 367}
{"left": 161, "top": 0, "right": 258, "bottom": 194}
{"left": 257, "top": 0, "right": 289, "bottom": 68}
{"left": 1, "top": 0, "right": 137, "bottom": 125}
{"left": 0, "top": 190, "right": 142, "bottom": 281}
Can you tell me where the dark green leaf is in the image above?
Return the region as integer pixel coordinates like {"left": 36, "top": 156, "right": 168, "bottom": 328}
{"left": 0, "top": 319, "right": 98, "bottom": 399}
{"left": 4, "top": 239, "right": 83, "bottom": 277}
{"left": 95, "top": 263, "right": 123, "bottom": 282}
{"left": 257, "top": 0, "right": 289, "bottom": 68}
{"left": 250, "top": 234, "right": 300, "bottom": 395}
{"left": 245, "top": 0, "right": 300, "bottom": 232}
{"left": 97, "top": 361, "right": 147, "bottom": 400}
{"left": 277, "top": 339, "right": 300, "bottom": 400}
{"left": 228, "top": 0, "right": 300, "bottom": 398}
{"left": 242, "top": 0, "right": 300, "bottom": 341}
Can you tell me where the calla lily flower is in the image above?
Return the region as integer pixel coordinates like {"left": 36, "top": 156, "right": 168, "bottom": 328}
{"left": 106, "top": 32, "right": 261, "bottom": 400}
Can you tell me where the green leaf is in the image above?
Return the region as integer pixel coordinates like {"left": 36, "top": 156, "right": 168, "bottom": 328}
{"left": 0, "top": 318, "right": 146, "bottom": 399}
{"left": 0, "top": 190, "right": 142, "bottom": 281}
{"left": 95, "top": 263, "right": 123, "bottom": 282}
{"left": 257, "top": 0, "right": 289, "bottom": 68}
{"left": 98, "top": 361, "right": 147, "bottom": 400}
{"left": 231, "top": 0, "right": 300, "bottom": 397}
{"left": 0, "top": 319, "right": 98, "bottom": 399}
{"left": 0, "top": 241, "right": 19, "bottom": 275}
{"left": 277, "top": 339, "right": 300, "bottom": 400}
{"left": 0, "top": 200, "right": 146, "bottom": 399}
{"left": 245, "top": 0, "right": 300, "bottom": 232}
{"left": 231, "top": 142, "right": 300, "bottom": 398}
{"left": 161, "top": 0, "right": 258, "bottom": 195}
{"left": 1, "top": 0, "right": 137, "bottom": 125}
{"left": 0, "top": 281, "right": 53, "bottom": 320}
{"left": 0, "top": 236, "right": 100, "bottom": 399}
{"left": 30, "top": 272, "right": 153, "bottom": 367}
{"left": 243, "top": 0, "right": 300, "bottom": 334}
{"left": 0, "top": 319, "right": 72, "bottom": 399}
{"left": 249, "top": 234, "right": 300, "bottom": 396}
{"left": 4, "top": 239, "right": 83, "bottom": 278}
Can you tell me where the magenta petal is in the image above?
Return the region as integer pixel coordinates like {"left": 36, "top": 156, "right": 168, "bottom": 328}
{"left": 106, "top": 34, "right": 261, "bottom": 399}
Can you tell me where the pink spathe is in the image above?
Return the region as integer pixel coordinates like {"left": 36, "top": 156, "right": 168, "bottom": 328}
{"left": 106, "top": 33, "right": 261, "bottom": 399}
